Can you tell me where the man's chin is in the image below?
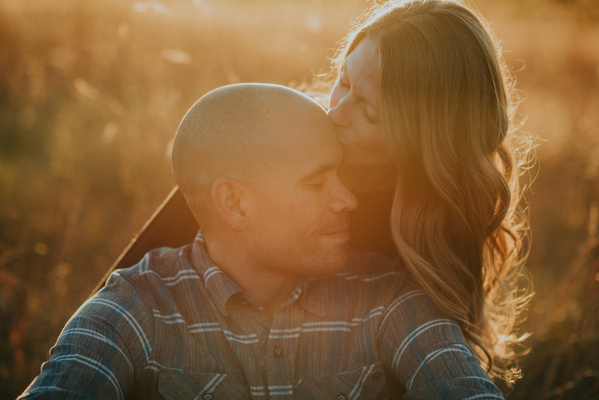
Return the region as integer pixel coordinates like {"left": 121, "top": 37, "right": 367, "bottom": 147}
{"left": 320, "top": 248, "right": 350, "bottom": 275}
{"left": 339, "top": 161, "right": 396, "bottom": 193}
{"left": 294, "top": 242, "right": 350, "bottom": 277}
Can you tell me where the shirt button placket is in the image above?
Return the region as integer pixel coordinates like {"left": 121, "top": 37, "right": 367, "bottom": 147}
{"left": 370, "top": 370, "right": 381, "bottom": 380}
{"left": 267, "top": 344, "right": 283, "bottom": 398}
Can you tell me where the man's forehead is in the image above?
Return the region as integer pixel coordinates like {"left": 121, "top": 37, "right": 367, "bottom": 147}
{"left": 265, "top": 104, "right": 332, "bottom": 137}
{"left": 263, "top": 119, "right": 340, "bottom": 176}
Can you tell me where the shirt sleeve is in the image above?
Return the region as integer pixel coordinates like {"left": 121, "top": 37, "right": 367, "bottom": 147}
{"left": 18, "top": 273, "right": 155, "bottom": 400}
{"left": 378, "top": 287, "right": 504, "bottom": 400}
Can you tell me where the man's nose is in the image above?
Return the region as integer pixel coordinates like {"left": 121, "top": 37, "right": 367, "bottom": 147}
{"left": 331, "top": 180, "right": 358, "bottom": 213}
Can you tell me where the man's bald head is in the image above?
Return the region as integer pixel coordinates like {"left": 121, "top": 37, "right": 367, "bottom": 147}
{"left": 172, "top": 83, "right": 331, "bottom": 221}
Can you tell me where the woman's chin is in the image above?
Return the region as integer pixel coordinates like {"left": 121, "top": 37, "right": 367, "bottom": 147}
{"left": 339, "top": 161, "right": 397, "bottom": 193}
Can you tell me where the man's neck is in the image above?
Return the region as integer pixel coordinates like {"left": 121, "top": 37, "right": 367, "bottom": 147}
{"left": 229, "top": 270, "right": 299, "bottom": 316}
{"left": 204, "top": 233, "right": 298, "bottom": 317}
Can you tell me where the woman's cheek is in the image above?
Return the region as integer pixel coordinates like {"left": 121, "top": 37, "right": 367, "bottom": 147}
{"left": 357, "top": 123, "right": 385, "bottom": 151}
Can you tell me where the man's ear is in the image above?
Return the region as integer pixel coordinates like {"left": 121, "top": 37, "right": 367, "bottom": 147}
{"left": 211, "top": 177, "right": 248, "bottom": 232}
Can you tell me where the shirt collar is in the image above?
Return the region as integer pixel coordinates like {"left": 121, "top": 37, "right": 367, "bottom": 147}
{"left": 189, "top": 230, "right": 315, "bottom": 316}
{"left": 189, "top": 230, "right": 243, "bottom": 316}
{"left": 298, "top": 274, "right": 340, "bottom": 318}
{"left": 188, "top": 231, "right": 393, "bottom": 319}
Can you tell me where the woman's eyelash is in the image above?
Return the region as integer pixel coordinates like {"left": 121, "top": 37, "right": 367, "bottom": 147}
{"left": 336, "top": 74, "right": 377, "bottom": 122}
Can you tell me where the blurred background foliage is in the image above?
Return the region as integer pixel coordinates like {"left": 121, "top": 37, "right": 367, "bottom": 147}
{"left": 0, "top": 0, "right": 598, "bottom": 398}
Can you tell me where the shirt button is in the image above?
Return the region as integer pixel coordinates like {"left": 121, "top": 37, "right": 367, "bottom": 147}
{"left": 336, "top": 395, "right": 347, "bottom": 400}
{"left": 273, "top": 346, "right": 283, "bottom": 359}
{"left": 370, "top": 370, "right": 381, "bottom": 380}
{"left": 202, "top": 394, "right": 213, "bottom": 400}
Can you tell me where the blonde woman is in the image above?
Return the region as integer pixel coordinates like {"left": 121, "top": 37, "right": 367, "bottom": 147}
{"left": 101, "top": 0, "right": 531, "bottom": 393}
{"left": 329, "top": 0, "right": 531, "bottom": 386}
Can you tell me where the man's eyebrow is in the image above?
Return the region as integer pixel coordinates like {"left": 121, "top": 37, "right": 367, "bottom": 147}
{"left": 299, "top": 162, "right": 337, "bottom": 182}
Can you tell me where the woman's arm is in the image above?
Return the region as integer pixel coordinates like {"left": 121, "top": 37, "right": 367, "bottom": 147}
{"left": 379, "top": 286, "right": 504, "bottom": 399}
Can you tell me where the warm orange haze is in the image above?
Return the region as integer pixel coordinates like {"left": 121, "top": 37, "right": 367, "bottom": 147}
{"left": 1, "top": 0, "right": 598, "bottom": 398}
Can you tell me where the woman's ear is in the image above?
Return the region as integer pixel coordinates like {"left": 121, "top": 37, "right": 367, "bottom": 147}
{"left": 211, "top": 177, "right": 248, "bottom": 232}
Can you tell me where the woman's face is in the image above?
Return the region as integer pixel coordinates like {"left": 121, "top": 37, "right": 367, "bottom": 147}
{"left": 328, "top": 38, "right": 392, "bottom": 169}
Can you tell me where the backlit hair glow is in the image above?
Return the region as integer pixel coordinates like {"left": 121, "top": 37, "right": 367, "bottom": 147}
{"left": 335, "top": 0, "right": 533, "bottom": 384}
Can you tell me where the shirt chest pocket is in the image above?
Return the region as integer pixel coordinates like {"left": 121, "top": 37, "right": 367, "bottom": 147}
{"left": 158, "top": 368, "right": 251, "bottom": 400}
{"left": 294, "top": 363, "right": 396, "bottom": 400}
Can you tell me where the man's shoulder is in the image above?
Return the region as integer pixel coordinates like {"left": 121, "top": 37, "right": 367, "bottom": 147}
{"left": 105, "top": 244, "right": 196, "bottom": 294}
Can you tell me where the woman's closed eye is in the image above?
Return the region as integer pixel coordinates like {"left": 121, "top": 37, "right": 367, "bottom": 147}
{"left": 337, "top": 73, "right": 378, "bottom": 123}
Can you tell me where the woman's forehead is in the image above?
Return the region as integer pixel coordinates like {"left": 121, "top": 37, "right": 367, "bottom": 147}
{"left": 344, "top": 38, "right": 380, "bottom": 109}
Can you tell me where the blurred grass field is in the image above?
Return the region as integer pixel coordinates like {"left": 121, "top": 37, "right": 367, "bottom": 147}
{"left": 1, "top": 0, "right": 598, "bottom": 398}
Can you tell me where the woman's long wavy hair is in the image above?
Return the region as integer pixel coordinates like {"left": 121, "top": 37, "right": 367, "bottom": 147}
{"left": 334, "top": 0, "right": 533, "bottom": 384}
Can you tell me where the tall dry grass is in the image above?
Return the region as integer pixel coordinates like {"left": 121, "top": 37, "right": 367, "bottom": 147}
{"left": 479, "top": 2, "right": 599, "bottom": 398}
{"left": 0, "top": 0, "right": 598, "bottom": 398}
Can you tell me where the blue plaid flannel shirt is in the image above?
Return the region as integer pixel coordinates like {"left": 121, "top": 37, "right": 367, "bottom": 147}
{"left": 20, "top": 232, "right": 503, "bottom": 399}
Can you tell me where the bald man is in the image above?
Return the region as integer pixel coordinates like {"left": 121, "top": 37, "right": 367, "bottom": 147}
{"left": 170, "top": 84, "right": 358, "bottom": 316}
{"left": 19, "top": 84, "right": 386, "bottom": 399}
{"left": 20, "top": 84, "right": 503, "bottom": 400}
